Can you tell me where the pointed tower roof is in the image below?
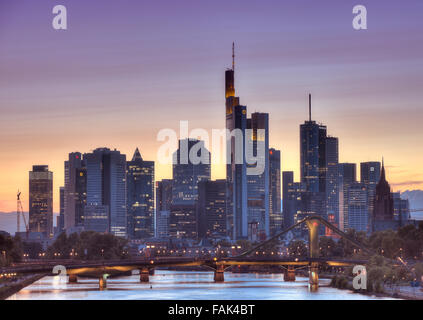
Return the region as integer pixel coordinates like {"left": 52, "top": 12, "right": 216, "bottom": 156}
{"left": 132, "top": 148, "right": 143, "bottom": 161}
{"left": 380, "top": 157, "right": 386, "bottom": 182}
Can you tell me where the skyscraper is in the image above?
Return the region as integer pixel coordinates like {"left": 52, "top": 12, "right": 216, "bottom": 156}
{"left": 64, "top": 152, "right": 86, "bottom": 231}
{"left": 338, "top": 163, "right": 357, "bottom": 231}
{"left": 282, "top": 171, "right": 294, "bottom": 227}
{"left": 156, "top": 179, "right": 173, "bottom": 238}
{"left": 172, "top": 139, "right": 211, "bottom": 204}
{"left": 197, "top": 180, "right": 227, "bottom": 238}
{"left": 225, "top": 44, "right": 248, "bottom": 240}
{"left": 228, "top": 104, "right": 248, "bottom": 239}
{"left": 286, "top": 180, "right": 308, "bottom": 235}
{"left": 29, "top": 165, "right": 53, "bottom": 237}
{"left": 392, "top": 192, "right": 411, "bottom": 227}
{"left": 170, "top": 139, "right": 210, "bottom": 239}
{"left": 247, "top": 112, "right": 270, "bottom": 239}
{"left": 346, "top": 182, "right": 369, "bottom": 232}
{"left": 300, "top": 94, "right": 327, "bottom": 194}
{"left": 269, "top": 148, "right": 282, "bottom": 235}
{"left": 84, "top": 148, "right": 127, "bottom": 237}
{"left": 325, "top": 137, "right": 339, "bottom": 227}
{"left": 126, "top": 148, "right": 155, "bottom": 239}
{"left": 58, "top": 186, "right": 65, "bottom": 234}
{"left": 360, "top": 161, "right": 381, "bottom": 229}
{"left": 299, "top": 95, "right": 327, "bottom": 233}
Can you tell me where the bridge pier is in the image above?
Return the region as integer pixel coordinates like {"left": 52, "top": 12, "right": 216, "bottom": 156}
{"left": 309, "top": 263, "right": 319, "bottom": 292}
{"left": 99, "top": 275, "right": 107, "bottom": 290}
{"left": 283, "top": 266, "right": 296, "bottom": 282}
{"left": 214, "top": 265, "right": 225, "bottom": 282}
{"left": 140, "top": 268, "right": 150, "bottom": 283}
{"left": 68, "top": 274, "right": 77, "bottom": 283}
{"left": 306, "top": 218, "right": 320, "bottom": 292}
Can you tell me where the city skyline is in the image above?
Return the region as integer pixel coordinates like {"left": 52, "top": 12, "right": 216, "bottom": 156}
{"left": 1, "top": 0, "right": 423, "bottom": 213}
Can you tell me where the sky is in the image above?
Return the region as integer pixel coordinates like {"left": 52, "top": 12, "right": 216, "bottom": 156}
{"left": 0, "top": 0, "right": 423, "bottom": 215}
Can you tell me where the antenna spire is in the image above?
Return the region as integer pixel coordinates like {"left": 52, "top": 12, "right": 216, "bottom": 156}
{"left": 309, "top": 93, "right": 312, "bottom": 121}
{"left": 232, "top": 42, "right": 235, "bottom": 71}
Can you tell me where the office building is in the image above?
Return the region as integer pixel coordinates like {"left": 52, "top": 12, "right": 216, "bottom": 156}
{"left": 29, "top": 165, "right": 53, "bottom": 237}
{"left": 64, "top": 152, "right": 86, "bottom": 231}
{"left": 282, "top": 171, "right": 294, "bottom": 227}
{"left": 127, "top": 148, "right": 155, "bottom": 239}
{"left": 360, "top": 161, "right": 381, "bottom": 230}
{"left": 325, "top": 137, "right": 339, "bottom": 228}
{"left": 269, "top": 148, "right": 282, "bottom": 235}
{"left": 84, "top": 148, "right": 127, "bottom": 237}
{"left": 156, "top": 179, "right": 173, "bottom": 238}
{"left": 197, "top": 180, "right": 227, "bottom": 238}
{"left": 247, "top": 112, "right": 270, "bottom": 239}
{"left": 346, "top": 183, "right": 369, "bottom": 232}
{"left": 338, "top": 163, "right": 357, "bottom": 231}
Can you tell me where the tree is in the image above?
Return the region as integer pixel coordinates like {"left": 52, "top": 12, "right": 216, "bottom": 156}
{"left": 319, "top": 237, "right": 337, "bottom": 257}
{"left": 46, "top": 231, "right": 129, "bottom": 260}
{"left": 0, "top": 234, "right": 22, "bottom": 266}
{"left": 288, "top": 240, "right": 307, "bottom": 257}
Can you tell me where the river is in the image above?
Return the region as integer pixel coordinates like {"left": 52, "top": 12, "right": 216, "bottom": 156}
{"left": 7, "top": 270, "right": 392, "bottom": 300}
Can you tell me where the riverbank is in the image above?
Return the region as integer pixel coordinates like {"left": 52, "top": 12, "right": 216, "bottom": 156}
{"left": 0, "top": 274, "right": 46, "bottom": 300}
{"left": 328, "top": 274, "right": 423, "bottom": 300}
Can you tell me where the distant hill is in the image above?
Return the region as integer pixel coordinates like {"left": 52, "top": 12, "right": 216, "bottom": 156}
{"left": 0, "top": 212, "right": 23, "bottom": 235}
{"left": 0, "top": 212, "right": 58, "bottom": 236}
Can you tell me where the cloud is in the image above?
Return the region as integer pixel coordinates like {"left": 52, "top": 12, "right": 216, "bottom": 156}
{"left": 391, "top": 181, "right": 423, "bottom": 187}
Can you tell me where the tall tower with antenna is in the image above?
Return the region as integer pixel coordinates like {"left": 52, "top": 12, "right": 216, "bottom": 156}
{"left": 225, "top": 42, "right": 248, "bottom": 239}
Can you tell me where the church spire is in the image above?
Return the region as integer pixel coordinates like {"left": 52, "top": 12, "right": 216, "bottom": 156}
{"left": 380, "top": 157, "right": 386, "bottom": 182}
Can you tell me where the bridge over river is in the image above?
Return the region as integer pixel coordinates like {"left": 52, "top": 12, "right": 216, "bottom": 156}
{"left": 1, "top": 216, "right": 381, "bottom": 291}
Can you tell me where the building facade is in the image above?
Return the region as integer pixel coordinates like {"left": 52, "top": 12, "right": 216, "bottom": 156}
{"left": 64, "top": 152, "right": 86, "bottom": 231}
{"left": 126, "top": 148, "right": 155, "bottom": 239}
{"left": 29, "top": 165, "right": 53, "bottom": 237}
{"left": 197, "top": 180, "right": 227, "bottom": 238}
{"left": 325, "top": 137, "right": 339, "bottom": 228}
{"left": 269, "top": 148, "right": 282, "bottom": 235}
{"left": 84, "top": 148, "right": 127, "bottom": 237}
{"left": 346, "top": 182, "right": 369, "bottom": 232}
{"left": 246, "top": 112, "right": 270, "bottom": 239}
{"left": 338, "top": 163, "right": 357, "bottom": 231}
{"left": 156, "top": 179, "right": 173, "bottom": 238}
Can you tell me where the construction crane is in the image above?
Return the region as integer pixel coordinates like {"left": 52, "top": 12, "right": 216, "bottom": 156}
{"left": 17, "top": 190, "right": 29, "bottom": 237}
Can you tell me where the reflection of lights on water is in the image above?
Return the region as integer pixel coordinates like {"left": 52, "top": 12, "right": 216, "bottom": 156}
{"left": 52, "top": 275, "right": 66, "bottom": 289}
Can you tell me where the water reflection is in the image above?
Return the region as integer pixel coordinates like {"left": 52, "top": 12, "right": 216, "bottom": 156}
{"left": 8, "top": 270, "right": 391, "bottom": 300}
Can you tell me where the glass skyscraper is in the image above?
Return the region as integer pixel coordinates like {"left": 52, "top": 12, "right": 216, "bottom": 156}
{"left": 156, "top": 179, "right": 173, "bottom": 238}
{"left": 269, "top": 148, "right": 282, "bottom": 236}
{"left": 29, "top": 165, "right": 53, "bottom": 237}
{"left": 127, "top": 148, "right": 155, "bottom": 239}
{"left": 247, "top": 112, "right": 270, "bottom": 239}
{"left": 325, "top": 137, "right": 339, "bottom": 228}
{"left": 346, "top": 182, "right": 369, "bottom": 232}
{"left": 64, "top": 152, "right": 86, "bottom": 231}
{"left": 300, "top": 95, "right": 327, "bottom": 194}
{"left": 338, "top": 163, "right": 357, "bottom": 231}
{"left": 84, "top": 148, "right": 127, "bottom": 237}
{"left": 170, "top": 139, "right": 210, "bottom": 239}
{"left": 197, "top": 180, "right": 227, "bottom": 238}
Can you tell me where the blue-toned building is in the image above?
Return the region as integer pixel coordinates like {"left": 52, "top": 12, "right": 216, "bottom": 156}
{"left": 127, "top": 148, "right": 155, "bottom": 239}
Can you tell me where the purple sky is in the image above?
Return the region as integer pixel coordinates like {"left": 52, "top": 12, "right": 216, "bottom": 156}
{"left": 0, "top": 0, "right": 423, "bottom": 213}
